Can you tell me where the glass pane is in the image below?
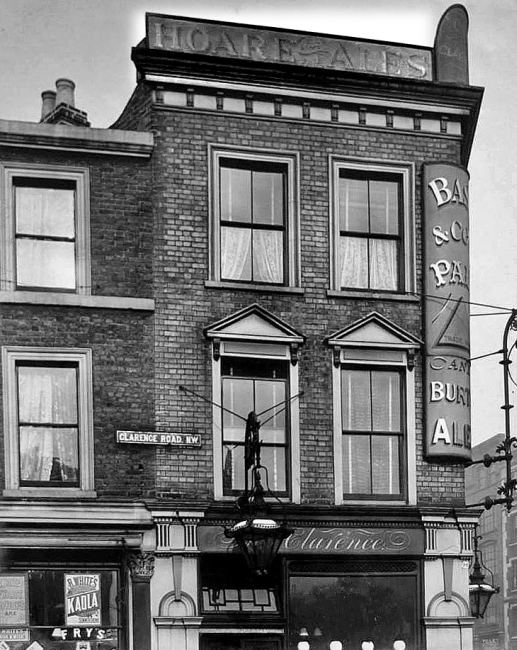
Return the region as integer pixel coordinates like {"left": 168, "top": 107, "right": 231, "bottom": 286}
{"left": 222, "top": 377, "right": 253, "bottom": 433}
{"left": 339, "top": 178, "right": 368, "bottom": 232}
{"left": 16, "top": 186, "right": 75, "bottom": 238}
{"left": 339, "top": 236, "right": 368, "bottom": 289}
{"left": 221, "top": 226, "right": 251, "bottom": 281}
{"left": 372, "top": 435, "right": 400, "bottom": 494}
{"left": 256, "top": 380, "right": 285, "bottom": 427}
{"left": 289, "top": 574, "right": 417, "bottom": 650}
{"left": 341, "top": 369, "right": 371, "bottom": 431}
{"left": 223, "top": 443, "right": 245, "bottom": 492}
{"left": 369, "top": 239, "right": 398, "bottom": 291}
{"left": 20, "top": 426, "right": 79, "bottom": 484}
{"left": 259, "top": 446, "right": 286, "bottom": 492}
{"left": 369, "top": 180, "right": 399, "bottom": 235}
{"left": 29, "top": 570, "right": 118, "bottom": 627}
{"left": 18, "top": 365, "right": 78, "bottom": 424}
{"left": 253, "top": 229, "right": 284, "bottom": 283}
{"left": 220, "top": 167, "right": 251, "bottom": 223}
{"left": 371, "top": 371, "right": 401, "bottom": 432}
{"left": 17, "top": 239, "right": 76, "bottom": 289}
{"left": 342, "top": 434, "right": 371, "bottom": 494}
{"left": 253, "top": 171, "right": 284, "bottom": 225}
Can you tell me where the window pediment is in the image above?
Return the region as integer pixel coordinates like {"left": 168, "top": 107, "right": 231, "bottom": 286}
{"left": 204, "top": 303, "right": 305, "bottom": 345}
{"left": 326, "top": 312, "right": 422, "bottom": 349}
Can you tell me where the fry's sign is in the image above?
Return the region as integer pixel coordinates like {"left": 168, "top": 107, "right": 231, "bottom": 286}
{"left": 424, "top": 163, "right": 471, "bottom": 461}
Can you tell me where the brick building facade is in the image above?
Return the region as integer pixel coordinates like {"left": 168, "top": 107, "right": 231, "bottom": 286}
{"left": 0, "top": 6, "right": 483, "bottom": 650}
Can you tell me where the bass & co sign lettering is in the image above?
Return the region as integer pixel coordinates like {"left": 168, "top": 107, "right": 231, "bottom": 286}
{"left": 424, "top": 163, "right": 471, "bottom": 461}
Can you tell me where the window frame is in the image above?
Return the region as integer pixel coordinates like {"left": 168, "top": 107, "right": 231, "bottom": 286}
{"left": 209, "top": 147, "right": 299, "bottom": 288}
{"left": 340, "top": 364, "right": 406, "bottom": 499}
{"left": 211, "top": 340, "right": 300, "bottom": 503}
{"left": 330, "top": 157, "right": 414, "bottom": 295}
{"left": 1, "top": 163, "right": 91, "bottom": 294}
{"left": 2, "top": 346, "right": 95, "bottom": 498}
{"left": 331, "top": 346, "right": 416, "bottom": 506}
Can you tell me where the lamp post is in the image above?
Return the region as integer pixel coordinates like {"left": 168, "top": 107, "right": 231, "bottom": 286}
{"left": 469, "top": 531, "right": 499, "bottom": 618}
{"left": 225, "top": 411, "right": 293, "bottom": 577}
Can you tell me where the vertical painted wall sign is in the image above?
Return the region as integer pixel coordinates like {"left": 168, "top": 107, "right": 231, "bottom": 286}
{"left": 424, "top": 162, "right": 471, "bottom": 461}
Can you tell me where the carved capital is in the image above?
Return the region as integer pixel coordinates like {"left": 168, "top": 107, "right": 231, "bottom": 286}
{"left": 128, "top": 551, "right": 156, "bottom": 582}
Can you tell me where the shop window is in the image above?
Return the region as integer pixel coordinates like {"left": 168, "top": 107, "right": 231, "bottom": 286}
{"left": 327, "top": 313, "right": 419, "bottom": 505}
{"left": 210, "top": 148, "right": 299, "bottom": 288}
{"left": 288, "top": 561, "right": 419, "bottom": 650}
{"left": 201, "top": 555, "right": 280, "bottom": 615}
{"left": 330, "top": 159, "right": 414, "bottom": 294}
{"left": 1, "top": 164, "right": 90, "bottom": 294}
{"left": 2, "top": 346, "right": 95, "bottom": 497}
{"left": 205, "top": 304, "right": 304, "bottom": 502}
{"left": 0, "top": 569, "right": 121, "bottom": 647}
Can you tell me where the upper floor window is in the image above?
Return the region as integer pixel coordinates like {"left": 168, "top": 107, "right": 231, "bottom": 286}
{"left": 331, "top": 159, "right": 414, "bottom": 294}
{"left": 222, "top": 356, "right": 288, "bottom": 496}
{"left": 210, "top": 149, "right": 299, "bottom": 288}
{"left": 204, "top": 304, "right": 305, "bottom": 502}
{"left": 2, "top": 346, "right": 95, "bottom": 497}
{"left": 1, "top": 164, "right": 90, "bottom": 294}
{"left": 341, "top": 367, "right": 404, "bottom": 497}
{"left": 327, "top": 312, "right": 420, "bottom": 505}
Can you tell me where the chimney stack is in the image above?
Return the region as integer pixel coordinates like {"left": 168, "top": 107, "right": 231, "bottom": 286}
{"left": 39, "top": 78, "right": 90, "bottom": 127}
{"left": 55, "top": 78, "right": 76, "bottom": 107}
{"left": 41, "top": 90, "right": 56, "bottom": 120}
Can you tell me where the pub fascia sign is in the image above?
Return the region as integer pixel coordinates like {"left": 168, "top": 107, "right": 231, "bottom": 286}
{"left": 146, "top": 14, "right": 433, "bottom": 81}
{"left": 424, "top": 162, "right": 471, "bottom": 461}
{"left": 198, "top": 525, "right": 424, "bottom": 555}
{"left": 116, "top": 430, "right": 201, "bottom": 447}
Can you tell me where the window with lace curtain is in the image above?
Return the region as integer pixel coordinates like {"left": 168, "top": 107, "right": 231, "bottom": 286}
{"left": 1, "top": 163, "right": 90, "bottom": 294}
{"left": 330, "top": 159, "right": 414, "bottom": 294}
{"left": 2, "top": 347, "right": 95, "bottom": 497}
{"left": 209, "top": 148, "right": 298, "bottom": 288}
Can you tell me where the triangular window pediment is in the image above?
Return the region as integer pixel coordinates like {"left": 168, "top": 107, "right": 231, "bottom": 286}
{"left": 326, "top": 312, "right": 422, "bottom": 348}
{"left": 204, "top": 304, "right": 305, "bottom": 344}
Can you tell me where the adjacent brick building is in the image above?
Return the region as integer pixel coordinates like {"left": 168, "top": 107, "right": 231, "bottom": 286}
{"left": 0, "top": 6, "right": 484, "bottom": 650}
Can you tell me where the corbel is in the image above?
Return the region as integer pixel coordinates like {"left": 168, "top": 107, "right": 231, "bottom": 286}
{"left": 290, "top": 343, "right": 299, "bottom": 366}
{"left": 212, "top": 338, "right": 220, "bottom": 361}
{"left": 333, "top": 345, "right": 341, "bottom": 368}
{"left": 407, "top": 349, "right": 415, "bottom": 372}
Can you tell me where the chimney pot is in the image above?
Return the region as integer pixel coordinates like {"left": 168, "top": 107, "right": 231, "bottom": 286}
{"left": 55, "top": 78, "right": 76, "bottom": 107}
{"left": 41, "top": 90, "right": 57, "bottom": 120}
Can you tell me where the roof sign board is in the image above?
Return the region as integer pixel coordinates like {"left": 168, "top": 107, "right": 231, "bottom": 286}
{"left": 146, "top": 14, "right": 433, "bottom": 81}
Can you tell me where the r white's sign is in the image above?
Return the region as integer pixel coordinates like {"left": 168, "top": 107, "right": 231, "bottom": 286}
{"left": 116, "top": 430, "right": 201, "bottom": 446}
{"left": 423, "top": 163, "right": 471, "bottom": 461}
{"left": 65, "top": 574, "right": 101, "bottom": 627}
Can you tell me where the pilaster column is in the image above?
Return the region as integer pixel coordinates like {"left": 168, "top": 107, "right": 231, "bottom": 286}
{"left": 128, "top": 551, "right": 156, "bottom": 650}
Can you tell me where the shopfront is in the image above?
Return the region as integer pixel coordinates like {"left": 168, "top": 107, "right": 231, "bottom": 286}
{"left": 197, "top": 522, "right": 424, "bottom": 650}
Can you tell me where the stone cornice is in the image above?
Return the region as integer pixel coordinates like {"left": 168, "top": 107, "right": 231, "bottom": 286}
{"left": 0, "top": 120, "right": 154, "bottom": 157}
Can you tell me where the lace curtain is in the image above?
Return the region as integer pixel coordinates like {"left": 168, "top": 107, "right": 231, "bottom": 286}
{"left": 17, "top": 365, "right": 79, "bottom": 483}
{"left": 15, "top": 186, "right": 75, "bottom": 289}
{"left": 340, "top": 237, "right": 397, "bottom": 290}
{"left": 221, "top": 228, "right": 283, "bottom": 283}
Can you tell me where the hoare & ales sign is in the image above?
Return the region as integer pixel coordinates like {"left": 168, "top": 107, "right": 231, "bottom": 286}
{"left": 146, "top": 14, "right": 432, "bottom": 80}
{"left": 424, "top": 163, "right": 471, "bottom": 461}
{"left": 198, "top": 525, "right": 424, "bottom": 555}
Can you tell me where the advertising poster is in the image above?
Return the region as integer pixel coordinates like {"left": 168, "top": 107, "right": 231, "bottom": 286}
{"left": 0, "top": 573, "right": 28, "bottom": 626}
{"left": 65, "top": 574, "right": 101, "bottom": 627}
{"left": 423, "top": 162, "right": 471, "bottom": 461}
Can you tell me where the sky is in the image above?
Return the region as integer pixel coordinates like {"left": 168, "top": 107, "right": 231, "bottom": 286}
{"left": 0, "top": 0, "right": 515, "bottom": 447}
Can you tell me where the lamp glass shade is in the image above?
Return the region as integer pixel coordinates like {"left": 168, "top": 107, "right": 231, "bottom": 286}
{"left": 469, "top": 581, "right": 497, "bottom": 618}
{"left": 225, "top": 516, "right": 293, "bottom": 576}
{"left": 329, "top": 642, "right": 343, "bottom": 650}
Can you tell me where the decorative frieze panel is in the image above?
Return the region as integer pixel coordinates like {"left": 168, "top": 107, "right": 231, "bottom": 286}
{"left": 152, "top": 84, "right": 463, "bottom": 137}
